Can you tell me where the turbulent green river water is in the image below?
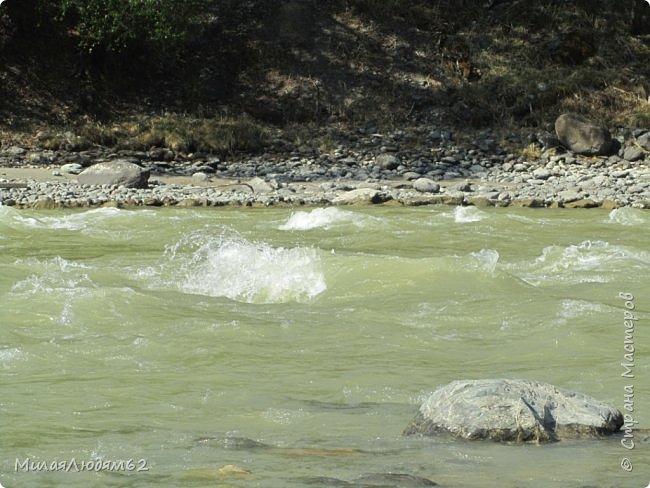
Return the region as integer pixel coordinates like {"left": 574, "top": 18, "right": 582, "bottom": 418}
{"left": 1, "top": 204, "right": 649, "bottom": 488}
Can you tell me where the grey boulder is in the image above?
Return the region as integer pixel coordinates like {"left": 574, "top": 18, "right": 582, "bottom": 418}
{"left": 555, "top": 113, "right": 613, "bottom": 155}
{"left": 413, "top": 178, "right": 440, "bottom": 193}
{"left": 78, "top": 160, "right": 150, "bottom": 188}
{"left": 623, "top": 145, "right": 644, "bottom": 162}
{"left": 192, "top": 172, "right": 209, "bottom": 182}
{"left": 246, "top": 176, "right": 275, "bottom": 193}
{"left": 636, "top": 132, "right": 650, "bottom": 151}
{"left": 332, "top": 188, "right": 388, "bottom": 204}
{"left": 404, "top": 379, "right": 623, "bottom": 443}
{"left": 60, "top": 163, "right": 84, "bottom": 174}
{"left": 375, "top": 153, "right": 400, "bottom": 170}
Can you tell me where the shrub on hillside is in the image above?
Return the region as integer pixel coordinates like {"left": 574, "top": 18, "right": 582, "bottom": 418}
{"left": 56, "top": 0, "right": 205, "bottom": 53}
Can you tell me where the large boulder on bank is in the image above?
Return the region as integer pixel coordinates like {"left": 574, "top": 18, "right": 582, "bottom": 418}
{"left": 78, "top": 160, "right": 150, "bottom": 188}
{"left": 404, "top": 379, "right": 623, "bottom": 443}
{"left": 637, "top": 132, "right": 650, "bottom": 152}
{"left": 332, "top": 188, "right": 389, "bottom": 205}
{"left": 554, "top": 113, "right": 613, "bottom": 155}
{"left": 375, "top": 153, "right": 400, "bottom": 170}
{"left": 413, "top": 178, "right": 440, "bottom": 193}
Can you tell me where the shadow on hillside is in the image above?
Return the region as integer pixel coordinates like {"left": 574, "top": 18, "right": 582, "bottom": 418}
{"left": 192, "top": 0, "right": 650, "bottom": 128}
{"left": 1, "top": 0, "right": 649, "bottom": 132}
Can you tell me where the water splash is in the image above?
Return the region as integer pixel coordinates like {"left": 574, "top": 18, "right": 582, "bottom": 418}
{"left": 453, "top": 206, "right": 485, "bottom": 223}
{"left": 607, "top": 208, "right": 646, "bottom": 226}
{"left": 513, "top": 240, "right": 650, "bottom": 285}
{"left": 9, "top": 257, "right": 97, "bottom": 325}
{"left": 157, "top": 228, "right": 326, "bottom": 303}
{"left": 11, "top": 257, "right": 94, "bottom": 295}
{"left": 279, "top": 207, "right": 374, "bottom": 230}
{"left": 536, "top": 240, "right": 621, "bottom": 271}
{"left": 467, "top": 249, "right": 500, "bottom": 272}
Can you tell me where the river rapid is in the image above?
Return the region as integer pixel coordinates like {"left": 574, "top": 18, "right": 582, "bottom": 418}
{"left": 1, "top": 204, "right": 648, "bottom": 487}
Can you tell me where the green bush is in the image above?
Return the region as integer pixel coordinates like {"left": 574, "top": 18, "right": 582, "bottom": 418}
{"left": 57, "top": 0, "right": 205, "bottom": 53}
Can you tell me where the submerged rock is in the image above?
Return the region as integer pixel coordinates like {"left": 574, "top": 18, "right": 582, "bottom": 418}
{"left": 180, "top": 465, "right": 251, "bottom": 481}
{"left": 216, "top": 464, "right": 251, "bottom": 475}
{"left": 299, "top": 473, "right": 437, "bottom": 487}
{"left": 555, "top": 113, "right": 613, "bottom": 156}
{"left": 195, "top": 434, "right": 269, "bottom": 450}
{"left": 78, "top": 160, "right": 150, "bottom": 188}
{"left": 299, "top": 476, "right": 352, "bottom": 486}
{"left": 353, "top": 473, "right": 437, "bottom": 486}
{"left": 404, "top": 379, "right": 623, "bottom": 443}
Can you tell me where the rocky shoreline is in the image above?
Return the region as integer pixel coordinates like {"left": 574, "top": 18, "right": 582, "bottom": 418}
{"left": 1, "top": 124, "right": 649, "bottom": 210}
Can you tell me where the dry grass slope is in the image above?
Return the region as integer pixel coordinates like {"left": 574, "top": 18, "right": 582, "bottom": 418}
{"left": 1, "top": 0, "right": 649, "bottom": 152}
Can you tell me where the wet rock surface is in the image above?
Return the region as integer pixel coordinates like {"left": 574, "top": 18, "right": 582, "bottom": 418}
{"left": 404, "top": 379, "right": 624, "bottom": 443}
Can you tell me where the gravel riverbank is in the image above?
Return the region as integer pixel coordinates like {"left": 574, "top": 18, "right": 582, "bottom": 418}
{"left": 1, "top": 126, "right": 649, "bottom": 209}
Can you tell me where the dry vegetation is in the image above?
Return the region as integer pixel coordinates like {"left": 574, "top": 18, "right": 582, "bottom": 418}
{"left": 1, "top": 0, "right": 649, "bottom": 153}
{"left": 35, "top": 116, "right": 268, "bottom": 155}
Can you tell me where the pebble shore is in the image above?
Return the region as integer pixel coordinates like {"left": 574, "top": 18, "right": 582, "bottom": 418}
{"left": 1, "top": 126, "right": 649, "bottom": 209}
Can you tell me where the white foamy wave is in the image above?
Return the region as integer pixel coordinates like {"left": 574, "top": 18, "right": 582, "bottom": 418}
{"left": 160, "top": 229, "right": 326, "bottom": 303}
{"left": 515, "top": 240, "right": 650, "bottom": 285}
{"left": 467, "top": 248, "right": 500, "bottom": 272}
{"left": 537, "top": 241, "right": 621, "bottom": 270}
{"left": 14, "top": 255, "right": 90, "bottom": 273}
{"left": 0, "top": 203, "right": 18, "bottom": 218}
{"left": 14, "top": 207, "right": 124, "bottom": 231}
{"left": 453, "top": 206, "right": 485, "bottom": 223}
{"left": 607, "top": 208, "right": 647, "bottom": 226}
{"left": 0, "top": 204, "right": 21, "bottom": 233}
{"left": 279, "top": 207, "right": 372, "bottom": 230}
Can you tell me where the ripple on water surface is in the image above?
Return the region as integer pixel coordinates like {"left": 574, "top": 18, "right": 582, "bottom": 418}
{"left": 10, "top": 207, "right": 124, "bottom": 230}
{"left": 0, "top": 206, "right": 158, "bottom": 242}
{"left": 0, "top": 347, "right": 27, "bottom": 368}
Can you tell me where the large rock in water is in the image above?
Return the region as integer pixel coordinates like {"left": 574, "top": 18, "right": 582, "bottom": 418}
{"left": 404, "top": 379, "right": 623, "bottom": 443}
{"left": 78, "top": 160, "right": 150, "bottom": 188}
{"left": 554, "top": 113, "right": 613, "bottom": 155}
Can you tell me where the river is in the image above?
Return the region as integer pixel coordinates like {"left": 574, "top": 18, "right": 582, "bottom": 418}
{"left": 1, "top": 204, "right": 648, "bottom": 487}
